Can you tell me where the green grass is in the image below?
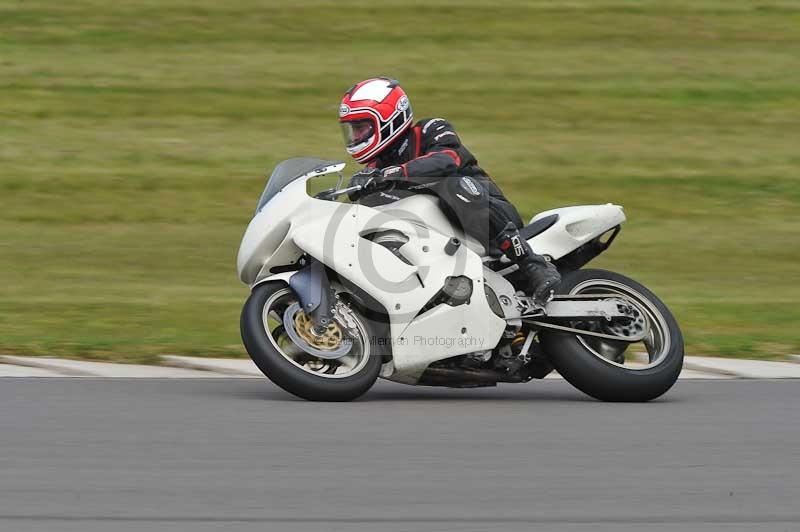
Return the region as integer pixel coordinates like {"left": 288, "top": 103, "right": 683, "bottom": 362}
{"left": 2, "top": 0, "right": 799, "bottom": 362}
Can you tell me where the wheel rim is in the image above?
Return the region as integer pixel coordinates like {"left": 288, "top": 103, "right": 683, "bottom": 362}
{"left": 570, "top": 279, "right": 671, "bottom": 371}
{"left": 261, "top": 288, "right": 371, "bottom": 379}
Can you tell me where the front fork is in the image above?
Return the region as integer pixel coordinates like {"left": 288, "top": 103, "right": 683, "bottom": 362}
{"left": 288, "top": 258, "right": 335, "bottom": 335}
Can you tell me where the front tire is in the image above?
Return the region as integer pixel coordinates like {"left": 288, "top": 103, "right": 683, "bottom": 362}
{"left": 540, "top": 269, "right": 683, "bottom": 402}
{"left": 241, "top": 282, "right": 382, "bottom": 401}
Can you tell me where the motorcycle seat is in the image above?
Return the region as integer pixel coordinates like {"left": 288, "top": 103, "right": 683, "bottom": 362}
{"left": 519, "top": 214, "right": 559, "bottom": 241}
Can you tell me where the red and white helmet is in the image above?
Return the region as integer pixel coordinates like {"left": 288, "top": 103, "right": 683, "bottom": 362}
{"left": 339, "top": 77, "right": 413, "bottom": 163}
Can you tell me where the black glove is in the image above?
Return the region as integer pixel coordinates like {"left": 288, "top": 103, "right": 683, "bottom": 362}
{"left": 347, "top": 166, "right": 405, "bottom": 201}
{"left": 348, "top": 167, "right": 384, "bottom": 192}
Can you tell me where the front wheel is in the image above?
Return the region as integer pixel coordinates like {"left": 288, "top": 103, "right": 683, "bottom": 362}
{"left": 540, "top": 269, "right": 684, "bottom": 402}
{"left": 241, "top": 282, "right": 382, "bottom": 401}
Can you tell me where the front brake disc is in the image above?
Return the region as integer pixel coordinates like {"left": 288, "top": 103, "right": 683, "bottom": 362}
{"left": 282, "top": 302, "right": 352, "bottom": 359}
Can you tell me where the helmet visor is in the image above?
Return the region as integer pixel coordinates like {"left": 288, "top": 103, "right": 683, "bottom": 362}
{"left": 340, "top": 119, "right": 375, "bottom": 153}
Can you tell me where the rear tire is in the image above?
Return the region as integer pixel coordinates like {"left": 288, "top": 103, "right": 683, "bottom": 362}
{"left": 241, "top": 282, "right": 381, "bottom": 401}
{"left": 540, "top": 269, "right": 683, "bottom": 402}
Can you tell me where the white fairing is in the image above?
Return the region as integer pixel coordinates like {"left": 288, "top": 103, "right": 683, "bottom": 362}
{"left": 373, "top": 195, "right": 486, "bottom": 255}
{"left": 238, "top": 165, "right": 625, "bottom": 383}
{"left": 237, "top": 171, "right": 505, "bottom": 383}
{"left": 527, "top": 204, "right": 625, "bottom": 259}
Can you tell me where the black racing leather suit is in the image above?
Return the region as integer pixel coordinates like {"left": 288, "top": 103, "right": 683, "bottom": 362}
{"left": 359, "top": 118, "right": 523, "bottom": 249}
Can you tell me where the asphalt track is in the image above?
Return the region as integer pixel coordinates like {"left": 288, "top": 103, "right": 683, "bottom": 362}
{"left": 1, "top": 378, "right": 798, "bottom": 532}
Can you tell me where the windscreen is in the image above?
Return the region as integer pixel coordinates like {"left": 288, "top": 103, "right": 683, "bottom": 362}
{"left": 255, "top": 157, "right": 343, "bottom": 213}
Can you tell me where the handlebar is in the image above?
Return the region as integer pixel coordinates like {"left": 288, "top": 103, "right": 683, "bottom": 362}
{"left": 314, "top": 185, "right": 363, "bottom": 201}
{"left": 315, "top": 175, "right": 399, "bottom": 202}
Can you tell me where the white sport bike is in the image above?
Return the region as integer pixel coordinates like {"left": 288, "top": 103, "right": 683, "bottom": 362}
{"left": 237, "top": 158, "right": 684, "bottom": 402}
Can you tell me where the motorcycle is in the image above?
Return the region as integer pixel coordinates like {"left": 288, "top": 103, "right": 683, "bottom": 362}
{"left": 237, "top": 158, "right": 684, "bottom": 402}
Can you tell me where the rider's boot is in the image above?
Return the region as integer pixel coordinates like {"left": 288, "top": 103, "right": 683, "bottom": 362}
{"left": 493, "top": 222, "right": 561, "bottom": 306}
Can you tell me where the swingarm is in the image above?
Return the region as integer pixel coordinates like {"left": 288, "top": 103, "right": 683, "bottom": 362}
{"left": 517, "top": 294, "right": 649, "bottom": 343}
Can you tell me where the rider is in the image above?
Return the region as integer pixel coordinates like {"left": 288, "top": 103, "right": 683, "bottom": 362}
{"left": 339, "top": 77, "right": 560, "bottom": 305}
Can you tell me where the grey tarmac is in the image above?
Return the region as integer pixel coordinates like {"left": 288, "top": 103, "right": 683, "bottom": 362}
{"left": 1, "top": 378, "right": 798, "bottom": 532}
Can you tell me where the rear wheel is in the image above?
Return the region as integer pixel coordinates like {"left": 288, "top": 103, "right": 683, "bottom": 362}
{"left": 540, "top": 269, "right": 683, "bottom": 402}
{"left": 241, "top": 282, "right": 381, "bottom": 401}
